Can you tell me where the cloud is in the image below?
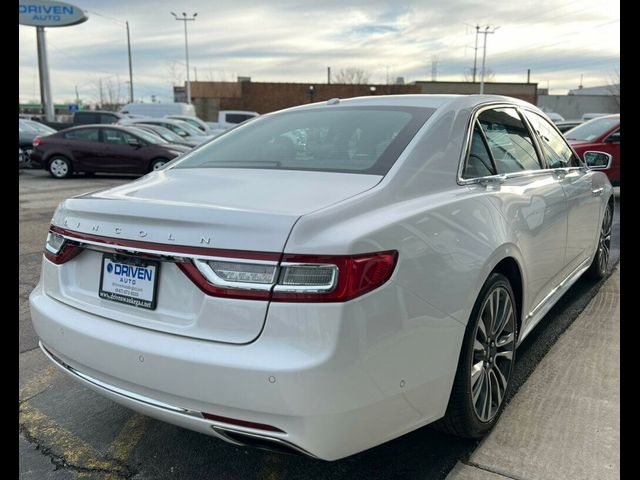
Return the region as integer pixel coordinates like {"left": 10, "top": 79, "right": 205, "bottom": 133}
{"left": 19, "top": 0, "right": 619, "bottom": 103}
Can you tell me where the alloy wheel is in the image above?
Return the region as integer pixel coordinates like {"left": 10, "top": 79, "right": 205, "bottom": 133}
{"left": 470, "top": 286, "right": 516, "bottom": 423}
{"left": 598, "top": 205, "right": 613, "bottom": 275}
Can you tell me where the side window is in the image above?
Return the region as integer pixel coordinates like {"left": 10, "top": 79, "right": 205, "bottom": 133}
{"left": 478, "top": 108, "right": 541, "bottom": 174}
{"left": 524, "top": 111, "right": 581, "bottom": 168}
{"left": 463, "top": 123, "right": 496, "bottom": 178}
{"left": 606, "top": 129, "right": 620, "bottom": 143}
{"left": 63, "top": 128, "right": 99, "bottom": 142}
{"left": 99, "top": 114, "right": 118, "bottom": 124}
{"left": 102, "top": 129, "right": 137, "bottom": 145}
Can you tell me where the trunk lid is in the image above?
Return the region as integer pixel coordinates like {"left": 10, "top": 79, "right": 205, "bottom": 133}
{"left": 46, "top": 168, "right": 381, "bottom": 343}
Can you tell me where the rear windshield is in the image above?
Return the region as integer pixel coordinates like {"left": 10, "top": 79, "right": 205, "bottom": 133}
{"left": 172, "top": 106, "right": 434, "bottom": 175}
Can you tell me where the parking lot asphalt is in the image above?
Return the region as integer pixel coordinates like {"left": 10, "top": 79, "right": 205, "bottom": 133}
{"left": 19, "top": 169, "right": 620, "bottom": 480}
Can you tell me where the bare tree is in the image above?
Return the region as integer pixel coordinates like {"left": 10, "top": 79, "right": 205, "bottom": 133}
{"left": 332, "top": 67, "right": 371, "bottom": 84}
{"left": 607, "top": 69, "right": 620, "bottom": 107}
{"left": 167, "top": 60, "right": 185, "bottom": 88}
{"left": 463, "top": 67, "right": 495, "bottom": 82}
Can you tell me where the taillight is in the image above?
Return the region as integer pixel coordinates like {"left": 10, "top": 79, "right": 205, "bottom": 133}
{"left": 272, "top": 251, "right": 398, "bottom": 302}
{"left": 32, "top": 137, "right": 42, "bottom": 148}
{"left": 44, "top": 231, "right": 82, "bottom": 264}
{"left": 185, "top": 250, "right": 397, "bottom": 302}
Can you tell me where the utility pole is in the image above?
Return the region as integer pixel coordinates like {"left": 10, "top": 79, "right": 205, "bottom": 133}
{"left": 75, "top": 85, "right": 79, "bottom": 103}
{"left": 171, "top": 12, "right": 198, "bottom": 104}
{"left": 472, "top": 24, "right": 479, "bottom": 83}
{"left": 527, "top": 69, "right": 531, "bottom": 84}
{"left": 99, "top": 78, "right": 104, "bottom": 107}
{"left": 126, "top": 21, "right": 134, "bottom": 103}
{"left": 327, "top": 66, "right": 331, "bottom": 84}
{"left": 479, "top": 25, "right": 498, "bottom": 94}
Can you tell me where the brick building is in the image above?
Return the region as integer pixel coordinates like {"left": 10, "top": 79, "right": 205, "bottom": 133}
{"left": 175, "top": 80, "right": 538, "bottom": 121}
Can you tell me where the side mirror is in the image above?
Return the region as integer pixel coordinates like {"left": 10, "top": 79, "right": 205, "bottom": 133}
{"left": 127, "top": 138, "right": 142, "bottom": 148}
{"left": 605, "top": 132, "right": 620, "bottom": 143}
{"left": 584, "top": 151, "right": 612, "bottom": 170}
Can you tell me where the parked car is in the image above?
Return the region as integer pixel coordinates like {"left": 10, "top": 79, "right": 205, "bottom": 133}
{"left": 545, "top": 112, "right": 565, "bottom": 123}
{"left": 30, "top": 95, "right": 613, "bottom": 461}
{"left": 565, "top": 114, "right": 620, "bottom": 185}
{"left": 119, "top": 102, "right": 196, "bottom": 118}
{"left": 118, "top": 118, "right": 215, "bottom": 145}
{"left": 131, "top": 124, "right": 200, "bottom": 148}
{"left": 19, "top": 119, "right": 57, "bottom": 167}
{"left": 41, "top": 110, "right": 128, "bottom": 131}
{"left": 29, "top": 124, "right": 187, "bottom": 178}
{"left": 555, "top": 120, "right": 582, "bottom": 133}
{"left": 19, "top": 148, "right": 26, "bottom": 169}
{"left": 165, "top": 115, "right": 211, "bottom": 133}
{"left": 581, "top": 113, "right": 609, "bottom": 122}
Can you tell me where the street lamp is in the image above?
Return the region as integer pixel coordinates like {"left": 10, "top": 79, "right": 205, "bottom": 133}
{"left": 308, "top": 85, "right": 315, "bottom": 103}
{"left": 369, "top": 86, "right": 376, "bottom": 95}
{"left": 171, "top": 11, "right": 198, "bottom": 104}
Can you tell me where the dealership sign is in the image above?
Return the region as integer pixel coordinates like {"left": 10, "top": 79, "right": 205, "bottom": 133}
{"left": 19, "top": 0, "right": 88, "bottom": 27}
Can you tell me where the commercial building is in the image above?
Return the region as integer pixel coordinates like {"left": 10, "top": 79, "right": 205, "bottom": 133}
{"left": 174, "top": 79, "right": 538, "bottom": 121}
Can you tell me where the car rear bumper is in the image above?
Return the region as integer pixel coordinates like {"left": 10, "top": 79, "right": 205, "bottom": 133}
{"left": 30, "top": 269, "right": 464, "bottom": 460}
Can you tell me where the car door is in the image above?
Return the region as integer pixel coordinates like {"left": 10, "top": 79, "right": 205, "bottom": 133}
{"left": 61, "top": 127, "right": 102, "bottom": 170}
{"left": 523, "top": 110, "right": 601, "bottom": 275}
{"left": 100, "top": 128, "right": 148, "bottom": 173}
{"left": 463, "top": 106, "right": 569, "bottom": 319}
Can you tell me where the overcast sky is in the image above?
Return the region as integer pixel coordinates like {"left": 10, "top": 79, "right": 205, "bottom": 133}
{"left": 18, "top": 0, "right": 620, "bottom": 104}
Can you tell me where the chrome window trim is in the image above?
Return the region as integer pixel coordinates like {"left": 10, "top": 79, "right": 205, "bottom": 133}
{"left": 519, "top": 106, "right": 587, "bottom": 170}
{"left": 456, "top": 102, "right": 546, "bottom": 185}
{"left": 456, "top": 103, "right": 588, "bottom": 185}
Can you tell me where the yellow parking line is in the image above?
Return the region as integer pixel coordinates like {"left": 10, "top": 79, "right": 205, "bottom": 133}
{"left": 19, "top": 364, "right": 60, "bottom": 402}
{"left": 106, "top": 413, "right": 149, "bottom": 464}
{"left": 20, "top": 401, "right": 129, "bottom": 478}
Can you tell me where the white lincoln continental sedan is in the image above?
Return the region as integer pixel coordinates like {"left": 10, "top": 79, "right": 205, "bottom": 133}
{"left": 30, "top": 95, "right": 614, "bottom": 460}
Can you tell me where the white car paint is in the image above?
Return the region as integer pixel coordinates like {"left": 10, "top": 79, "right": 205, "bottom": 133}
{"left": 30, "top": 94, "right": 613, "bottom": 461}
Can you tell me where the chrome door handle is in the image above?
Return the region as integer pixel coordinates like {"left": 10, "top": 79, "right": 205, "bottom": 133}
{"left": 592, "top": 187, "right": 604, "bottom": 196}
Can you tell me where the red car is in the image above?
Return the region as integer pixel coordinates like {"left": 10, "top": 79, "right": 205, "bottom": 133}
{"left": 565, "top": 114, "right": 620, "bottom": 185}
{"left": 30, "top": 125, "right": 190, "bottom": 179}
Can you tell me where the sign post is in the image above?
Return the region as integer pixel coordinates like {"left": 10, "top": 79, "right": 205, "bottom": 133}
{"left": 19, "top": 1, "right": 88, "bottom": 121}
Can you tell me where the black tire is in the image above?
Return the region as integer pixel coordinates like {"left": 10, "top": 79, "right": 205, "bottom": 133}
{"left": 434, "top": 273, "right": 517, "bottom": 438}
{"left": 585, "top": 201, "right": 613, "bottom": 280}
{"left": 149, "top": 158, "right": 168, "bottom": 172}
{"left": 48, "top": 156, "right": 73, "bottom": 179}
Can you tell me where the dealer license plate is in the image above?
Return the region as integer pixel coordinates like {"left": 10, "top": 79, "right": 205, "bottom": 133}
{"left": 99, "top": 254, "right": 159, "bottom": 310}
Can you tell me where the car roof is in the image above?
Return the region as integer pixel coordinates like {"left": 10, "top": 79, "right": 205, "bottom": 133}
{"left": 276, "top": 94, "right": 538, "bottom": 116}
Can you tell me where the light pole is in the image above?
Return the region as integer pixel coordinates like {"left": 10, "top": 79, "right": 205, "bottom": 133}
{"left": 171, "top": 12, "right": 198, "bottom": 104}
{"left": 308, "top": 85, "right": 315, "bottom": 103}
{"left": 126, "top": 21, "right": 134, "bottom": 103}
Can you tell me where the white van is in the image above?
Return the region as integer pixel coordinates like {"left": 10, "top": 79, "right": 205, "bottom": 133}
{"left": 119, "top": 102, "right": 196, "bottom": 118}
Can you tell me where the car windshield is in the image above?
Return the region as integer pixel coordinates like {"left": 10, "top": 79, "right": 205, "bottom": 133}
{"left": 126, "top": 127, "right": 167, "bottom": 144}
{"left": 19, "top": 119, "right": 56, "bottom": 134}
{"left": 172, "top": 106, "right": 434, "bottom": 175}
{"left": 173, "top": 120, "right": 205, "bottom": 136}
{"left": 150, "top": 126, "right": 185, "bottom": 143}
{"left": 565, "top": 116, "right": 619, "bottom": 141}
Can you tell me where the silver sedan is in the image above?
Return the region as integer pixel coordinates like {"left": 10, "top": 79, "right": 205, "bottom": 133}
{"left": 30, "top": 94, "right": 613, "bottom": 460}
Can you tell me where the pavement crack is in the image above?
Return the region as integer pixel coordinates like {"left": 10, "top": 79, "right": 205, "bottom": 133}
{"left": 461, "top": 460, "right": 526, "bottom": 480}
{"left": 20, "top": 426, "right": 137, "bottom": 479}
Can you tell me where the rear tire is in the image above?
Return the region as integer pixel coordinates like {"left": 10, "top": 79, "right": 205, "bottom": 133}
{"left": 434, "top": 273, "right": 517, "bottom": 438}
{"left": 149, "top": 158, "right": 168, "bottom": 172}
{"left": 48, "top": 156, "right": 72, "bottom": 179}
{"left": 586, "top": 201, "right": 613, "bottom": 280}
